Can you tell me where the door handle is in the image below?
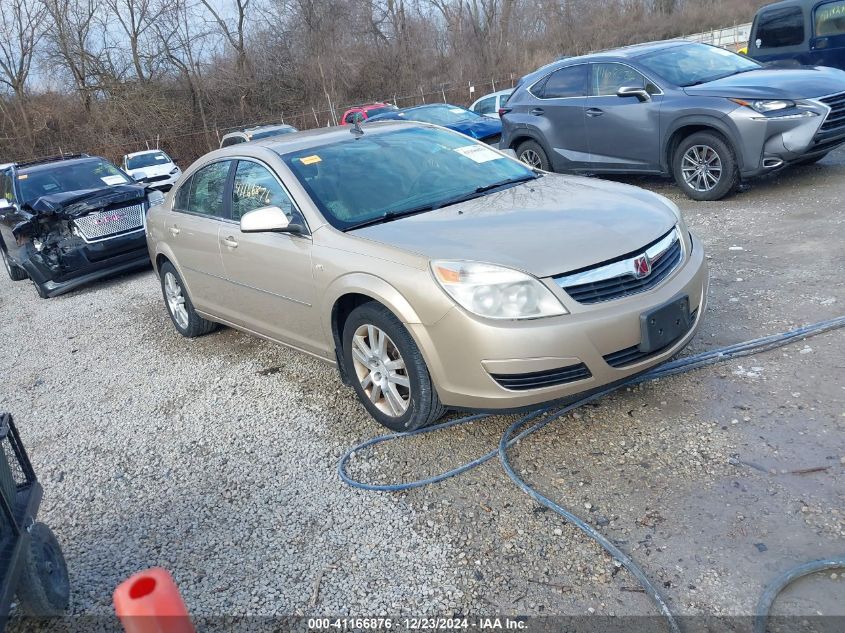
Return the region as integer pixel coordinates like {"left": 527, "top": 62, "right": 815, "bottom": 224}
{"left": 222, "top": 236, "right": 239, "bottom": 249}
{"left": 586, "top": 108, "right": 604, "bottom": 117}
{"left": 169, "top": 226, "right": 180, "bottom": 236}
{"left": 529, "top": 108, "right": 545, "bottom": 116}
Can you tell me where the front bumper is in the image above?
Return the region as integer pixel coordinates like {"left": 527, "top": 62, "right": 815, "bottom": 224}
{"left": 731, "top": 102, "right": 845, "bottom": 177}
{"left": 409, "top": 232, "right": 709, "bottom": 410}
{"left": 21, "top": 231, "right": 151, "bottom": 297}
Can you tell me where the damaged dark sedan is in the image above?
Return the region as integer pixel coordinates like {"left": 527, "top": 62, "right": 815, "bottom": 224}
{"left": 0, "top": 155, "right": 162, "bottom": 298}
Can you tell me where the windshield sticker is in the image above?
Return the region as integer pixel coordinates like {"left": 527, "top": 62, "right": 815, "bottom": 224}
{"left": 155, "top": 155, "right": 167, "bottom": 161}
{"left": 300, "top": 155, "right": 322, "bottom": 165}
{"left": 454, "top": 145, "right": 504, "bottom": 163}
{"left": 449, "top": 108, "right": 465, "bottom": 114}
{"left": 101, "top": 175, "right": 127, "bottom": 185}
{"left": 16, "top": 174, "right": 28, "bottom": 180}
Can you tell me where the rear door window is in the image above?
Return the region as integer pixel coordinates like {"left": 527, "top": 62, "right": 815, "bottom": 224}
{"left": 815, "top": 0, "right": 845, "bottom": 37}
{"left": 180, "top": 161, "right": 231, "bottom": 218}
{"left": 534, "top": 65, "right": 588, "bottom": 98}
{"left": 755, "top": 6, "right": 805, "bottom": 48}
{"left": 473, "top": 96, "right": 497, "bottom": 115}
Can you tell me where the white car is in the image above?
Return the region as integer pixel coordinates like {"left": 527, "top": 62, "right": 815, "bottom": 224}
{"left": 123, "top": 150, "right": 181, "bottom": 191}
{"left": 469, "top": 89, "right": 513, "bottom": 119}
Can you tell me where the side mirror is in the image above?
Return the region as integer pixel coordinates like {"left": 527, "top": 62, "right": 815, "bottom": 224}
{"left": 240, "top": 206, "right": 302, "bottom": 234}
{"left": 617, "top": 86, "right": 651, "bottom": 102}
{"left": 132, "top": 172, "right": 147, "bottom": 182}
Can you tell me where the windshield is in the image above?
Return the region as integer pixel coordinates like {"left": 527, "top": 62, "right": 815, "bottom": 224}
{"left": 17, "top": 159, "right": 131, "bottom": 206}
{"left": 638, "top": 43, "right": 761, "bottom": 87}
{"left": 126, "top": 152, "right": 171, "bottom": 170}
{"left": 403, "top": 105, "right": 483, "bottom": 126}
{"left": 281, "top": 127, "right": 535, "bottom": 230}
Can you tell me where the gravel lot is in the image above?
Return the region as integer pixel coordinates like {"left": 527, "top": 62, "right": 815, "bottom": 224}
{"left": 1, "top": 147, "right": 843, "bottom": 629}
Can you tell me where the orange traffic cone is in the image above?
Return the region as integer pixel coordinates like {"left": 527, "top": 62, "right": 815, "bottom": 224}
{"left": 113, "top": 568, "right": 195, "bottom": 633}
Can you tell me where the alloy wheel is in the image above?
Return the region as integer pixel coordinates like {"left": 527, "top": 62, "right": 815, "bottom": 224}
{"left": 350, "top": 324, "right": 410, "bottom": 417}
{"left": 163, "top": 271, "right": 189, "bottom": 329}
{"left": 681, "top": 145, "right": 722, "bottom": 193}
{"left": 519, "top": 149, "right": 543, "bottom": 169}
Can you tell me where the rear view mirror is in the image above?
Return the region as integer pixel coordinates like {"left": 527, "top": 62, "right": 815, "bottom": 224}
{"left": 240, "top": 206, "right": 302, "bottom": 234}
{"left": 617, "top": 86, "right": 651, "bottom": 102}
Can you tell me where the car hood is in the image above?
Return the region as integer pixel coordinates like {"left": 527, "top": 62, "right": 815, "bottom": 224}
{"left": 349, "top": 175, "right": 677, "bottom": 278}
{"left": 447, "top": 117, "right": 502, "bottom": 139}
{"left": 130, "top": 163, "right": 175, "bottom": 178}
{"left": 684, "top": 66, "right": 845, "bottom": 99}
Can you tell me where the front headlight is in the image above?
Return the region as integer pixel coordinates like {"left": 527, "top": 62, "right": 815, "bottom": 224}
{"left": 169, "top": 167, "right": 180, "bottom": 175}
{"left": 431, "top": 260, "right": 567, "bottom": 320}
{"left": 730, "top": 98, "right": 795, "bottom": 113}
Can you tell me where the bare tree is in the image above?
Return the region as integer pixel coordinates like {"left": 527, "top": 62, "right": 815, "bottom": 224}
{"left": 104, "top": 0, "right": 166, "bottom": 81}
{"left": 0, "top": 0, "right": 47, "bottom": 138}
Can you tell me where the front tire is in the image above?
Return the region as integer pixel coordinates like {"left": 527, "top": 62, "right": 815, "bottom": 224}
{"left": 342, "top": 302, "right": 445, "bottom": 431}
{"left": 16, "top": 522, "right": 70, "bottom": 616}
{"left": 672, "top": 132, "right": 738, "bottom": 201}
{"left": 158, "top": 261, "right": 217, "bottom": 338}
{"left": 516, "top": 140, "right": 551, "bottom": 171}
{"left": 1, "top": 247, "right": 28, "bottom": 282}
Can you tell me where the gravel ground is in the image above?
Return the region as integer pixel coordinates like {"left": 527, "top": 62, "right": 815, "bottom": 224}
{"left": 1, "top": 147, "right": 843, "bottom": 630}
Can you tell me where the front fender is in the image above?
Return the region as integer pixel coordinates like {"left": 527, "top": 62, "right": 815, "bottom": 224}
{"left": 663, "top": 111, "right": 747, "bottom": 171}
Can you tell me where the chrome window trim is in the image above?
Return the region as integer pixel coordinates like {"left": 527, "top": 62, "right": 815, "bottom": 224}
{"left": 555, "top": 227, "right": 682, "bottom": 288}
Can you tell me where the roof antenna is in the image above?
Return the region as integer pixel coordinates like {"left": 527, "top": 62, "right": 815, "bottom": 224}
{"left": 350, "top": 112, "right": 364, "bottom": 138}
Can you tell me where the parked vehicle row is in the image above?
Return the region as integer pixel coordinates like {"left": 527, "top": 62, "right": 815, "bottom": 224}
{"left": 368, "top": 104, "right": 503, "bottom": 145}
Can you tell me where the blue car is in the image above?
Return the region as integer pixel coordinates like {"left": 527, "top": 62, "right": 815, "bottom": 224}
{"left": 367, "top": 104, "right": 502, "bottom": 146}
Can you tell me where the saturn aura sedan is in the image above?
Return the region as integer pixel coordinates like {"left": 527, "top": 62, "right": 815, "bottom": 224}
{"left": 146, "top": 121, "right": 708, "bottom": 431}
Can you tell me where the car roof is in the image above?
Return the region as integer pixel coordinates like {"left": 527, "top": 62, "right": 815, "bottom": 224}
{"left": 210, "top": 120, "right": 427, "bottom": 158}
{"left": 16, "top": 156, "right": 107, "bottom": 174}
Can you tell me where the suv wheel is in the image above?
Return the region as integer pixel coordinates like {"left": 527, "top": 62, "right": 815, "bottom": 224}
{"left": 342, "top": 302, "right": 445, "bottom": 431}
{"left": 516, "top": 140, "right": 550, "bottom": 171}
{"left": 159, "top": 261, "right": 217, "bottom": 338}
{"left": 672, "top": 132, "right": 738, "bottom": 201}
{"left": 16, "top": 522, "right": 70, "bottom": 616}
{"left": 1, "top": 247, "right": 28, "bottom": 282}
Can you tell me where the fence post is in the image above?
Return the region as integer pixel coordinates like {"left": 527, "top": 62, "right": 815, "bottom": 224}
{"left": 419, "top": 86, "right": 425, "bottom": 104}
{"left": 491, "top": 77, "right": 496, "bottom": 92}
{"left": 312, "top": 107, "right": 319, "bottom": 127}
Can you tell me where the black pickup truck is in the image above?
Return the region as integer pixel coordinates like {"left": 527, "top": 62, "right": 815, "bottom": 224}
{"left": 0, "top": 154, "right": 163, "bottom": 298}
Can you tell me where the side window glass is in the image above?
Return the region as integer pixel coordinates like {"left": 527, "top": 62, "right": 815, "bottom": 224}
{"left": 173, "top": 175, "right": 192, "bottom": 211}
{"left": 475, "top": 96, "right": 496, "bottom": 114}
{"left": 540, "top": 65, "right": 587, "bottom": 98}
{"left": 591, "top": 63, "right": 647, "bottom": 96}
{"left": 756, "top": 7, "right": 805, "bottom": 47}
{"left": 815, "top": 1, "right": 845, "bottom": 37}
{"left": 185, "top": 161, "right": 230, "bottom": 218}
{"left": 232, "top": 161, "right": 296, "bottom": 222}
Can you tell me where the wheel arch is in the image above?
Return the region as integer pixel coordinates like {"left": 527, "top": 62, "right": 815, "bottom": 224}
{"left": 324, "top": 274, "right": 426, "bottom": 385}
{"left": 663, "top": 117, "right": 740, "bottom": 175}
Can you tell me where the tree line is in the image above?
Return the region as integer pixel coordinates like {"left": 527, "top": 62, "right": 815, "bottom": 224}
{"left": 0, "top": 0, "right": 766, "bottom": 166}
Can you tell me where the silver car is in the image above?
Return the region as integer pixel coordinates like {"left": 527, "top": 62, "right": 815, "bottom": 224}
{"left": 146, "top": 122, "right": 707, "bottom": 431}
{"left": 501, "top": 41, "right": 845, "bottom": 200}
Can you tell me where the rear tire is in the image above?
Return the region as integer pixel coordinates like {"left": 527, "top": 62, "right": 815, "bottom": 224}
{"left": 159, "top": 261, "right": 217, "bottom": 338}
{"left": 16, "top": 522, "right": 70, "bottom": 617}
{"left": 516, "top": 140, "right": 551, "bottom": 171}
{"left": 672, "top": 132, "right": 738, "bottom": 201}
{"left": 1, "top": 247, "right": 28, "bottom": 282}
{"left": 342, "top": 302, "right": 445, "bottom": 431}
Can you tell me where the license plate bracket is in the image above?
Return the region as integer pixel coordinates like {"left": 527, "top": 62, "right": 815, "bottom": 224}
{"left": 638, "top": 295, "right": 691, "bottom": 354}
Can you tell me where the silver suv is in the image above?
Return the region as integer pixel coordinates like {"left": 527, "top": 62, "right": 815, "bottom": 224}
{"left": 501, "top": 41, "right": 845, "bottom": 200}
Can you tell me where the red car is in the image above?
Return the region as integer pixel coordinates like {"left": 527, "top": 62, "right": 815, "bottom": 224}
{"left": 340, "top": 102, "right": 397, "bottom": 125}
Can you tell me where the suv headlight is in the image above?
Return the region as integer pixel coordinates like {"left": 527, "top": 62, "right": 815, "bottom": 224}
{"left": 730, "top": 98, "right": 795, "bottom": 113}
{"left": 431, "top": 260, "right": 567, "bottom": 320}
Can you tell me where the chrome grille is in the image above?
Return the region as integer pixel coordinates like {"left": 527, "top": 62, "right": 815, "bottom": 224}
{"left": 554, "top": 228, "right": 682, "bottom": 304}
{"left": 820, "top": 91, "right": 845, "bottom": 133}
{"left": 72, "top": 203, "right": 145, "bottom": 243}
